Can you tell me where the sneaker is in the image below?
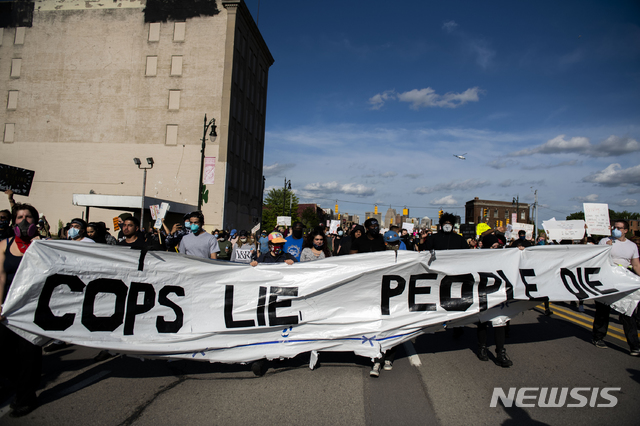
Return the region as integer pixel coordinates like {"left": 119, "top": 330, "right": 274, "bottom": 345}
{"left": 630, "top": 348, "right": 640, "bottom": 357}
{"left": 251, "top": 359, "right": 266, "bottom": 377}
{"left": 9, "top": 402, "right": 38, "bottom": 418}
{"left": 383, "top": 360, "right": 393, "bottom": 371}
{"left": 370, "top": 362, "right": 381, "bottom": 377}
{"left": 592, "top": 339, "right": 607, "bottom": 349}
{"left": 578, "top": 305, "right": 585, "bottom": 313}
{"left": 544, "top": 309, "right": 553, "bottom": 316}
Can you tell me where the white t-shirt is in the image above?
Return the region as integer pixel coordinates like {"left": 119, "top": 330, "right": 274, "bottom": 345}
{"left": 599, "top": 237, "right": 639, "bottom": 268}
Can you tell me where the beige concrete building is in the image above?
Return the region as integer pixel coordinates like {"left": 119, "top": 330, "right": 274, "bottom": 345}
{"left": 1, "top": 0, "right": 273, "bottom": 233}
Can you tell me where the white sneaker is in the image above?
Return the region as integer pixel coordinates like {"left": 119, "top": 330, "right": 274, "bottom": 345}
{"left": 370, "top": 362, "right": 381, "bottom": 377}
{"left": 383, "top": 360, "right": 393, "bottom": 371}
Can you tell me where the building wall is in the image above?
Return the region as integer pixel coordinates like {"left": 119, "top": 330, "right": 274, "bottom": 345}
{"left": 0, "top": 0, "right": 272, "bottom": 232}
{"left": 465, "top": 197, "right": 530, "bottom": 228}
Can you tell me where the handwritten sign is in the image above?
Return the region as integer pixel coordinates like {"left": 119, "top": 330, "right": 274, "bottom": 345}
{"left": 583, "top": 203, "right": 610, "bottom": 236}
{"left": 402, "top": 223, "right": 414, "bottom": 234}
{"left": 203, "top": 157, "right": 216, "bottom": 185}
{"left": 277, "top": 216, "right": 291, "bottom": 226}
{"left": 329, "top": 220, "right": 340, "bottom": 234}
{"left": 0, "top": 163, "right": 35, "bottom": 196}
{"left": 542, "top": 219, "right": 586, "bottom": 241}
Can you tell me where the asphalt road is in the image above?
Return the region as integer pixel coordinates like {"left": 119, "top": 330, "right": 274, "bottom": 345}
{"left": 1, "top": 301, "right": 639, "bottom": 426}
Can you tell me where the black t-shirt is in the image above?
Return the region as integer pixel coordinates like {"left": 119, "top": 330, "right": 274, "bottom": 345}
{"left": 351, "top": 234, "right": 386, "bottom": 253}
{"left": 117, "top": 234, "right": 147, "bottom": 250}
{"left": 421, "top": 232, "right": 468, "bottom": 251}
{"left": 509, "top": 238, "right": 532, "bottom": 249}
{"left": 256, "top": 251, "right": 297, "bottom": 264}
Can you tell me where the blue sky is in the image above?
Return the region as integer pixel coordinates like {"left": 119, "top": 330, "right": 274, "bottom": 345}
{"left": 244, "top": 0, "right": 640, "bottom": 223}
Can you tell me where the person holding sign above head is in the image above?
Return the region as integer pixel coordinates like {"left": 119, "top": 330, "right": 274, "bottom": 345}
{"left": 592, "top": 219, "right": 640, "bottom": 355}
{"left": 0, "top": 203, "right": 43, "bottom": 417}
{"left": 178, "top": 211, "right": 219, "bottom": 260}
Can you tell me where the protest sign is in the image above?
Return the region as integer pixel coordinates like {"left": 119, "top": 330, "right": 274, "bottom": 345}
{"left": 203, "top": 157, "right": 216, "bottom": 185}
{"left": 402, "top": 223, "right": 414, "bottom": 234}
{"left": 460, "top": 224, "right": 476, "bottom": 240}
{"left": 0, "top": 163, "right": 35, "bottom": 196}
{"left": 153, "top": 203, "right": 170, "bottom": 229}
{"left": 276, "top": 216, "right": 291, "bottom": 226}
{"left": 5, "top": 241, "right": 640, "bottom": 364}
{"left": 150, "top": 205, "right": 160, "bottom": 220}
{"left": 510, "top": 223, "right": 534, "bottom": 240}
{"left": 329, "top": 220, "right": 340, "bottom": 234}
{"left": 542, "top": 219, "right": 586, "bottom": 242}
{"left": 584, "top": 203, "right": 610, "bottom": 235}
{"left": 251, "top": 223, "right": 261, "bottom": 234}
{"left": 113, "top": 217, "right": 120, "bottom": 232}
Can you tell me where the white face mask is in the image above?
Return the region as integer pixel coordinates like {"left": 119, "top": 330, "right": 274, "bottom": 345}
{"left": 443, "top": 224, "right": 453, "bottom": 233}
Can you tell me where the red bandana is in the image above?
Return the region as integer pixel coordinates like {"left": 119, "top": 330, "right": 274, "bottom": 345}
{"left": 14, "top": 236, "right": 32, "bottom": 253}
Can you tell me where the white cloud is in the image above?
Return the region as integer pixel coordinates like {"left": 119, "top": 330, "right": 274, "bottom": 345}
{"left": 570, "top": 194, "right": 599, "bottom": 202}
{"left": 617, "top": 198, "right": 638, "bottom": 207}
{"left": 430, "top": 195, "right": 458, "bottom": 206}
{"left": 442, "top": 20, "right": 458, "bottom": 33}
{"left": 582, "top": 163, "right": 640, "bottom": 187}
{"left": 380, "top": 171, "right": 397, "bottom": 178}
{"left": 509, "top": 134, "right": 640, "bottom": 157}
{"left": 414, "top": 179, "right": 490, "bottom": 194}
{"left": 522, "top": 160, "right": 581, "bottom": 170}
{"left": 263, "top": 162, "right": 295, "bottom": 177}
{"left": 369, "top": 87, "right": 482, "bottom": 110}
{"left": 301, "top": 181, "right": 375, "bottom": 197}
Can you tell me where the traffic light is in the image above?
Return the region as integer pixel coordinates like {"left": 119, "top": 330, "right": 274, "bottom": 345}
{"left": 374, "top": 205, "right": 378, "bottom": 214}
{"left": 403, "top": 207, "right": 408, "bottom": 216}
{"left": 439, "top": 210, "right": 443, "bottom": 218}
{"left": 335, "top": 203, "right": 339, "bottom": 214}
{"left": 483, "top": 208, "right": 488, "bottom": 218}
{"left": 506, "top": 218, "right": 510, "bottom": 224}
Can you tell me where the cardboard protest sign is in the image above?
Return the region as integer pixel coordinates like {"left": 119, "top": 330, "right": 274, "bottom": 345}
{"left": 543, "top": 219, "right": 586, "bottom": 242}
{"left": 0, "top": 163, "right": 35, "bottom": 196}
{"left": 329, "top": 220, "right": 340, "bottom": 234}
{"left": 153, "top": 202, "right": 170, "bottom": 229}
{"left": 277, "top": 216, "right": 291, "bottom": 226}
{"left": 113, "top": 217, "right": 120, "bottom": 232}
{"left": 584, "top": 203, "right": 610, "bottom": 236}
{"left": 402, "top": 223, "right": 414, "bottom": 234}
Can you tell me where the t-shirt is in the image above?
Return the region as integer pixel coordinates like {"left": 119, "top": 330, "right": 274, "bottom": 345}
{"left": 258, "top": 235, "right": 269, "bottom": 254}
{"left": 217, "top": 240, "right": 233, "bottom": 260}
{"left": 599, "top": 237, "right": 639, "bottom": 268}
{"left": 255, "top": 251, "right": 297, "bottom": 264}
{"left": 117, "top": 235, "right": 147, "bottom": 250}
{"left": 284, "top": 236, "right": 304, "bottom": 261}
{"left": 422, "top": 232, "right": 469, "bottom": 251}
{"left": 231, "top": 243, "right": 256, "bottom": 263}
{"left": 179, "top": 231, "right": 220, "bottom": 259}
{"left": 350, "top": 235, "right": 386, "bottom": 253}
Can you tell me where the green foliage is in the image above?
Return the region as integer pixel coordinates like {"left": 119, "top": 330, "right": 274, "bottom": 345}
{"left": 261, "top": 188, "right": 299, "bottom": 232}
{"left": 300, "top": 207, "right": 320, "bottom": 231}
{"left": 566, "top": 209, "right": 640, "bottom": 221}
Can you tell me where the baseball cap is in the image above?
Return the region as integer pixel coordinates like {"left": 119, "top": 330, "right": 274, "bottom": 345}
{"left": 239, "top": 230, "right": 248, "bottom": 237}
{"left": 268, "top": 232, "right": 286, "bottom": 244}
{"left": 384, "top": 230, "right": 400, "bottom": 242}
{"left": 230, "top": 229, "right": 237, "bottom": 236}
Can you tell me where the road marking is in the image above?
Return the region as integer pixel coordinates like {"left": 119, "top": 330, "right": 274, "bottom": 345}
{"left": 536, "top": 303, "right": 630, "bottom": 343}
{"left": 403, "top": 341, "right": 422, "bottom": 367}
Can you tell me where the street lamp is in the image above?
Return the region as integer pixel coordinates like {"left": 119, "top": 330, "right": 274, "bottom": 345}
{"left": 512, "top": 195, "right": 519, "bottom": 224}
{"left": 134, "top": 157, "right": 154, "bottom": 227}
{"left": 198, "top": 114, "right": 217, "bottom": 211}
{"left": 282, "top": 178, "right": 291, "bottom": 216}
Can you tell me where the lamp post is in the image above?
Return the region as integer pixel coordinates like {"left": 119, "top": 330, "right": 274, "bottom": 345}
{"left": 512, "top": 195, "right": 519, "bottom": 224}
{"left": 282, "top": 177, "right": 291, "bottom": 216}
{"left": 134, "top": 157, "right": 154, "bottom": 227}
{"left": 198, "top": 114, "right": 217, "bottom": 211}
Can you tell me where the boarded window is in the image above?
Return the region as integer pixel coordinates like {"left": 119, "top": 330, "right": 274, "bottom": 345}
{"left": 145, "top": 56, "right": 158, "bottom": 76}
{"left": 149, "top": 23, "right": 160, "bottom": 42}
{"left": 173, "top": 22, "right": 185, "bottom": 42}
{"left": 166, "top": 125, "right": 178, "bottom": 145}
{"left": 168, "top": 90, "right": 180, "bottom": 110}
{"left": 7, "top": 91, "right": 18, "bottom": 110}
{"left": 14, "top": 27, "right": 25, "bottom": 45}
{"left": 10, "top": 59, "right": 21, "bottom": 78}
{"left": 4, "top": 124, "right": 15, "bottom": 143}
{"left": 170, "top": 56, "right": 183, "bottom": 76}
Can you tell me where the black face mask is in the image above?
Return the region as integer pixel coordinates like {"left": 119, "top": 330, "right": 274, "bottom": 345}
{"left": 367, "top": 226, "right": 379, "bottom": 236}
{"left": 293, "top": 229, "right": 303, "bottom": 239}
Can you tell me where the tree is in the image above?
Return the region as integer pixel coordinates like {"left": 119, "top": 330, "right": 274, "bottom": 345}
{"left": 566, "top": 209, "right": 640, "bottom": 221}
{"left": 301, "top": 206, "right": 320, "bottom": 231}
{"left": 261, "top": 187, "right": 299, "bottom": 232}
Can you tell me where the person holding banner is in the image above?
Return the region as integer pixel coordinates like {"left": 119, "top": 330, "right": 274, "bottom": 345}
{"left": 250, "top": 232, "right": 296, "bottom": 266}
{"left": 284, "top": 222, "right": 305, "bottom": 261}
{"left": 421, "top": 213, "right": 468, "bottom": 251}
{"left": 300, "top": 231, "right": 332, "bottom": 262}
{"left": 117, "top": 217, "right": 146, "bottom": 250}
{"left": 350, "top": 219, "right": 385, "bottom": 254}
{"left": 178, "top": 212, "right": 219, "bottom": 259}
{"left": 592, "top": 220, "right": 640, "bottom": 355}
{"left": 230, "top": 230, "right": 256, "bottom": 264}
{"left": 0, "top": 204, "right": 42, "bottom": 417}
{"left": 67, "top": 218, "right": 94, "bottom": 243}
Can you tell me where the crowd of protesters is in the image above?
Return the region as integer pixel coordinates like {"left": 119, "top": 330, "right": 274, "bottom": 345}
{"left": 1, "top": 186, "right": 639, "bottom": 416}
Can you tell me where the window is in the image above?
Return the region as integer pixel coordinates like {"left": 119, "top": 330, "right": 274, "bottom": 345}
{"left": 148, "top": 23, "right": 160, "bottom": 42}
{"left": 170, "top": 56, "right": 183, "bottom": 76}
{"left": 165, "top": 125, "right": 178, "bottom": 145}
{"left": 10, "top": 59, "right": 21, "bottom": 78}
{"left": 168, "top": 90, "right": 180, "bottom": 110}
{"left": 493, "top": 208, "right": 498, "bottom": 218}
{"left": 173, "top": 22, "right": 186, "bottom": 42}
{"left": 14, "top": 27, "right": 25, "bottom": 45}
{"left": 521, "top": 211, "right": 525, "bottom": 220}
{"left": 4, "top": 124, "right": 15, "bottom": 143}
{"left": 145, "top": 56, "right": 157, "bottom": 76}
{"left": 7, "top": 91, "right": 18, "bottom": 110}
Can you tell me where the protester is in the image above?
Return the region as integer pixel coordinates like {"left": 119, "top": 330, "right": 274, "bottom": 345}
{"left": 509, "top": 230, "right": 532, "bottom": 250}
{"left": 0, "top": 203, "right": 43, "bottom": 417}
{"left": 230, "top": 230, "right": 256, "bottom": 264}
{"left": 400, "top": 228, "right": 414, "bottom": 251}
{"left": 257, "top": 230, "right": 269, "bottom": 256}
{"left": 67, "top": 218, "right": 94, "bottom": 243}
{"left": 250, "top": 232, "right": 296, "bottom": 266}
{"left": 284, "top": 221, "right": 305, "bottom": 261}
{"left": 178, "top": 212, "right": 219, "bottom": 259}
{"left": 37, "top": 216, "right": 51, "bottom": 239}
{"left": 421, "top": 213, "right": 467, "bottom": 251}
{"left": 300, "top": 231, "right": 331, "bottom": 262}
{"left": 216, "top": 231, "right": 233, "bottom": 261}
{"left": 0, "top": 209, "right": 13, "bottom": 241}
{"left": 87, "top": 222, "right": 108, "bottom": 244}
{"left": 592, "top": 219, "right": 640, "bottom": 355}
{"left": 163, "top": 213, "right": 192, "bottom": 252}
{"left": 117, "top": 216, "right": 146, "bottom": 249}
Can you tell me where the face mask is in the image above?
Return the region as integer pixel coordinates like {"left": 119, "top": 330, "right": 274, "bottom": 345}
{"left": 184, "top": 221, "right": 191, "bottom": 229}
{"left": 519, "top": 235, "right": 525, "bottom": 240}
{"left": 240, "top": 237, "right": 247, "bottom": 242}
{"left": 367, "top": 226, "right": 379, "bottom": 236}
{"left": 0, "top": 219, "right": 8, "bottom": 229}
{"left": 443, "top": 224, "right": 453, "bottom": 233}
{"left": 293, "top": 229, "right": 303, "bottom": 239}
{"left": 338, "top": 230, "right": 344, "bottom": 236}
{"left": 190, "top": 224, "right": 200, "bottom": 232}
{"left": 313, "top": 243, "right": 323, "bottom": 250}
{"left": 214, "top": 233, "right": 219, "bottom": 238}
{"left": 537, "top": 240, "right": 546, "bottom": 245}
{"left": 611, "top": 228, "right": 623, "bottom": 239}
{"left": 68, "top": 228, "right": 80, "bottom": 239}
{"left": 271, "top": 245, "right": 283, "bottom": 255}
{"left": 15, "top": 220, "right": 37, "bottom": 239}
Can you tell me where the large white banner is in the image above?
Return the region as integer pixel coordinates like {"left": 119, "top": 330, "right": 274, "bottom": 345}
{"left": 3, "top": 241, "right": 640, "bottom": 364}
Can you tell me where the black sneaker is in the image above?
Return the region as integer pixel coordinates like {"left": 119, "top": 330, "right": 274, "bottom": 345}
{"left": 251, "top": 359, "right": 266, "bottom": 377}
{"left": 592, "top": 339, "right": 607, "bottom": 349}
{"left": 9, "top": 402, "right": 38, "bottom": 418}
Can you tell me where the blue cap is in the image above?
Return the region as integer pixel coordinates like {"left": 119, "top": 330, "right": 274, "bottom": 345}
{"left": 230, "top": 229, "right": 237, "bottom": 236}
{"left": 384, "top": 230, "right": 399, "bottom": 242}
